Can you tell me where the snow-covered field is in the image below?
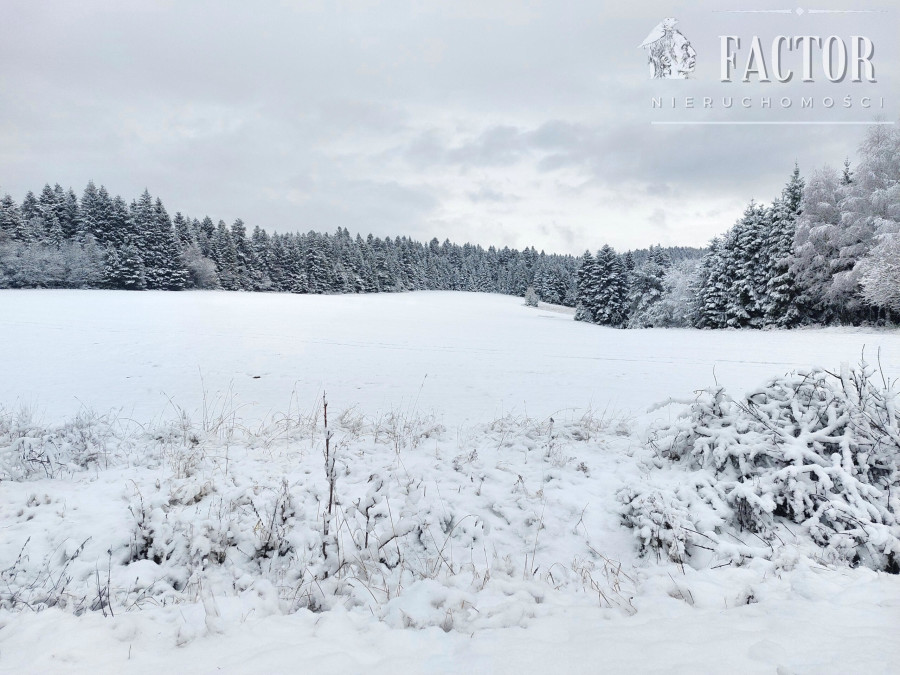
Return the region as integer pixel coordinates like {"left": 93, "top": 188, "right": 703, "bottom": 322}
{"left": 3, "top": 290, "right": 900, "bottom": 426}
{"left": 1, "top": 290, "right": 899, "bottom": 674}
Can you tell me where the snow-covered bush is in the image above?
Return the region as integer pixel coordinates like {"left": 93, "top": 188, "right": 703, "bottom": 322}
{"left": 0, "top": 408, "right": 132, "bottom": 481}
{"left": 524, "top": 286, "right": 539, "bottom": 307}
{"left": 622, "top": 361, "right": 900, "bottom": 572}
{"left": 0, "top": 405, "right": 638, "bottom": 630}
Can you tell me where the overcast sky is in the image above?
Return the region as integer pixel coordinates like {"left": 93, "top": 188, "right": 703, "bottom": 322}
{"left": 1, "top": 1, "right": 896, "bottom": 254}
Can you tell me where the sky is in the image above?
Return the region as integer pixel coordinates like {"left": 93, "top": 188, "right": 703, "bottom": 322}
{"left": 1, "top": 0, "right": 897, "bottom": 255}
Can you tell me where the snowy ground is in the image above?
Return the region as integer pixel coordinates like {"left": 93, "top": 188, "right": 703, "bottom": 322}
{"left": 3, "top": 290, "right": 900, "bottom": 427}
{"left": 1, "top": 290, "right": 899, "bottom": 674}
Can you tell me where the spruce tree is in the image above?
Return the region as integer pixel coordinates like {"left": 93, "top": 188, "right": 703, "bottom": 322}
{"left": 574, "top": 250, "right": 597, "bottom": 322}
{"left": 0, "top": 194, "right": 22, "bottom": 242}
{"left": 730, "top": 201, "right": 769, "bottom": 328}
{"left": 592, "top": 245, "right": 629, "bottom": 327}
{"left": 764, "top": 166, "right": 804, "bottom": 327}
{"left": 103, "top": 245, "right": 147, "bottom": 290}
{"left": 21, "top": 191, "right": 40, "bottom": 222}
{"left": 695, "top": 238, "right": 729, "bottom": 328}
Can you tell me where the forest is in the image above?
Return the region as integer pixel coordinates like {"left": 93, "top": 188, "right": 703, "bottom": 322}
{"left": 1, "top": 125, "right": 897, "bottom": 328}
{"left": 0, "top": 184, "right": 579, "bottom": 305}
{"left": 575, "top": 125, "right": 900, "bottom": 328}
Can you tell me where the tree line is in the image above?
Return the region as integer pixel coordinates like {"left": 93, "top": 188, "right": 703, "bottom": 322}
{"left": 2, "top": 125, "right": 896, "bottom": 328}
{"left": 0, "top": 184, "right": 579, "bottom": 304}
{"left": 574, "top": 125, "right": 900, "bottom": 328}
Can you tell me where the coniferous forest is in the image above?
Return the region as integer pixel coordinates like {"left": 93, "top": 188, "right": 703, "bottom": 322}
{"left": 1, "top": 125, "right": 898, "bottom": 328}
{"left": 0, "top": 185, "right": 579, "bottom": 304}
{"left": 575, "top": 125, "right": 900, "bottom": 328}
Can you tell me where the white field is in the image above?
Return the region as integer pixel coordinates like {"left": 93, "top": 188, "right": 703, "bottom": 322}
{"left": 2, "top": 290, "right": 900, "bottom": 426}
{"left": 1, "top": 290, "right": 899, "bottom": 674}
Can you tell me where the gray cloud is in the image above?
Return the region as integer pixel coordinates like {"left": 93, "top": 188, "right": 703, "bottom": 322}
{"left": 0, "top": 0, "right": 896, "bottom": 253}
{"left": 467, "top": 185, "right": 519, "bottom": 203}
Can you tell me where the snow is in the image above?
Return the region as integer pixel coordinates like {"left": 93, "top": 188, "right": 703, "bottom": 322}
{"left": 2, "top": 289, "right": 900, "bottom": 426}
{"left": 1, "top": 290, "right": 899, "bottom": 673}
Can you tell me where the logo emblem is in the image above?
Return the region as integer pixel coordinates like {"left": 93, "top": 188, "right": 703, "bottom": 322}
{"left": 640, "top": 18, "right": 696, "bottom": 80}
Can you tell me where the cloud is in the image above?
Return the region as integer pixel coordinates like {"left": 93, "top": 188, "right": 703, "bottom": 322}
{"left": 0, "top": 0, "right": 896, "bottom": 254}
{"left": 467, "top": 185, "right": 519, "bottom": 203}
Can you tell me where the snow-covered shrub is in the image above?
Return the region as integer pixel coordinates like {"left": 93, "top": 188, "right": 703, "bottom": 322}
{"left": 619, "top": 487, "right": 696, "bottom": 563}
{"left": 0, "top": 408, "right": 132, "bottom": 481}
{"left": 524, "top": 286, "right": 539, "bottom": 307}
{"left": 624, "top": 362, "right": 900, "bottom": 572}
{"left": 0, "top": 403, "right": 636, "bottom": 630}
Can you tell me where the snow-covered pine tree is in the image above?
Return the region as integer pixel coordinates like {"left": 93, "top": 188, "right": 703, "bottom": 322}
{"left": 574, "top": 250, "right": 598, "bottom": 322}
{"left": 196, "top": 216, "right": 216, "bottom": 258}
{"left": 79, "top": 184, "right": 117, "bottom": 247}
{"left": 64, "top": 188, "right": 81, "bottom": 239}
{"left": 79, "top": 182, "right": 101, "bottom": 242}
{"left": 128, "top": 192, "right": 186, "bottom": 290}
{"left": 694, "top": 237, "right": 730, "bottom": 329}
{"left": 841, "top": 157, "right": 853, "bottom": 186}
{"left": 103, "top": 244, "right": 147, "bottom": 290}
{"left": 173, "top": 212, "right": 195, "bottom": 249}
{"left": 108, "top": 195, "right": 131, "bottom": 250}
{"left": 38, "top": 184, "right": 63, "bottom": 232}
{"left": 283, "top": 234, "right": 309, "bottom": 293}
{"left": 42, "top": 215, "right": 65, "bottom": 248}
{"left": 0, "top": 194, "right": 22, "bottom": 242}
{"left": 150, "top": 198, "right": 188, "bottom": 290}
{"left": 305, "top": 232, "right": 335, "bottom": 294}
{"left": 250, "top": 225, "right": 273, "bottom": 290}
{"left": 608, "top": 253, "right": 630, "bottom": 327}
{"left": 212, "top": 220, "right": 240, "bottom": 290}
{"left": 229, "top": 219, "right": 256, "bottom": 290}
{"left": 729, "top": 201, "right": 769, "bottom": 328}
{"left": 21, "top": 191, "right": 40, "bottom": 223}
{"left": 764, "top": 166, "right": 804, "bottom": 327}
{"left": 593, "top": 245, "right": 628, "bottom": 327}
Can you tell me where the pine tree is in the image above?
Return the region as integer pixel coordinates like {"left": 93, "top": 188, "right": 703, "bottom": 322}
{"left": 0, "top": 194, "right": 22, "bottom": 242}
{"left": 841, "top": 157, "right": 853, "bottom": 186}
{"left": 695, "top": 238, "right": 730, "bottom": 328}
{"left": 592, "top": 245, "right": 629, "bottom": 327}
{"left": 173, "top": 212, "right": 195, "bottom": 248}
{"left": 38, "top": 184, "right": 61, "bottom": 226}
{"left": 229, "top": 219, "right": 255, "bottom": 290}
{"left": 152, "top": 198, "right": 188, "bottom": 290}
{"left": 21, "top": 191, "right": 40, "bottom": 222}
{"left": 764, "top": 166, "right": 804, "bottom": 327}
{"left": 103, "top": 245, "right": 147, "bottom": 290}
{"left": 64, "top": 188, "right": 81, "bottom": 238}
{"left": 212, "top": 220, "right": 240, "bottom": 290}
{"left": 250, "top": 225, "right": 273, "bottom": 290}
{"left": 80, "top": 181, "right": 101, "bottom": 241}
{"left": 574, "top": 250, "right": 598, "bottom": 322}
{"left": 108, "top": 195, "right": 130, "bottom": 249}
{"left": 197, "top": 216, "right": 216, "bottom": 258}
{"left": 730, "top": 201, "right": 769, "bottom": 328}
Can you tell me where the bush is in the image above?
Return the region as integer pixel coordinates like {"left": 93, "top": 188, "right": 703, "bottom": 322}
{"left": 524, "top": 286, "right": 539, "bottom": 307}
{"left": 621, "top": 360, "right": 900, "bottom": 572}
